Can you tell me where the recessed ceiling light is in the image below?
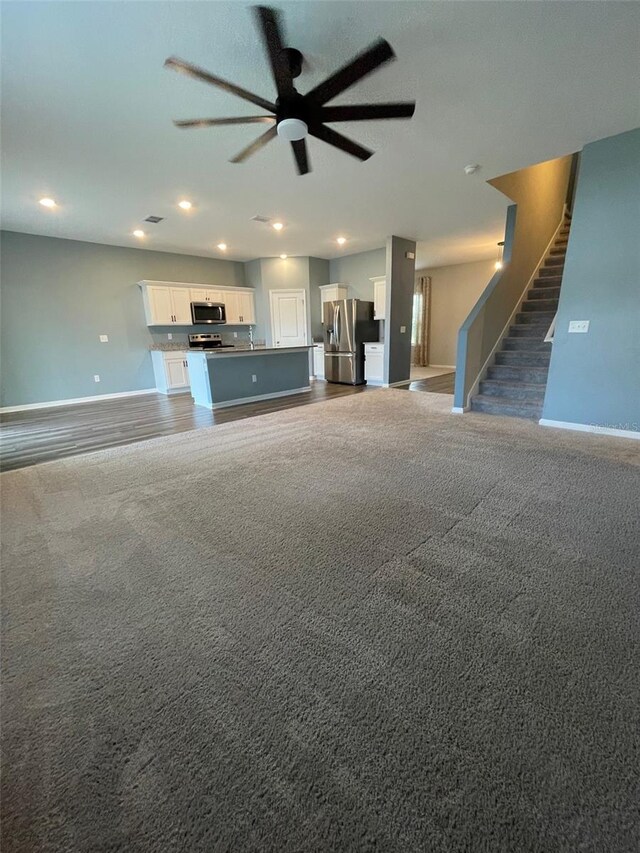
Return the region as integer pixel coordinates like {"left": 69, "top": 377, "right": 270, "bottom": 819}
{"left": 272, "top": 222, "right": 284, "bottom": 231}
{"left": 336, "top": 236, "right": 347, "bottom": 245}
{"left": 178, "top": 200, "right": 192, "bottom": 210}
{"left": 280, "top": 254, "right": 288, "bottom": 260}
{"left": 39, "top": 197, "right": 56, "bottom": 208}
{"left": 217, "top": 243, "right": 227, "bottom": 251}
{"left": 133, "top": 229, "right": 145, "bottom": 238}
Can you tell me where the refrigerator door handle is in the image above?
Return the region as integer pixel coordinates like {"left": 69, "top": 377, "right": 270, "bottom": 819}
{"left": 335, "top": 303, "right": 341, "bottom": 348}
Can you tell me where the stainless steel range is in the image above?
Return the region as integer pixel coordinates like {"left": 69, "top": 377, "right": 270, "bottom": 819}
{"left": 188, "top": 333, "right": 234, "bottom": 350}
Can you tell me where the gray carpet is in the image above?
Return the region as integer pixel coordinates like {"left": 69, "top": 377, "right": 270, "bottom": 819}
{"left": 2, "top": 389, "right": 639, "bottom": 852}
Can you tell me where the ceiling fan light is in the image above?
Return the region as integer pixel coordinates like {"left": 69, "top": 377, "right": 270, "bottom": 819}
{"left": 277, "top": 118, "right": 308, "bottom": 142}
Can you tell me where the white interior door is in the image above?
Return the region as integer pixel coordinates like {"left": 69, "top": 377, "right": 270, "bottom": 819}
{"left": 270, "top": 290, "right": 308, "bottom": 347}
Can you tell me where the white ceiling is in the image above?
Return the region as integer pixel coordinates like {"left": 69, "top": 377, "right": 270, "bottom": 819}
{"left": 2, "top": 1, "right": 639, "bottom": 268}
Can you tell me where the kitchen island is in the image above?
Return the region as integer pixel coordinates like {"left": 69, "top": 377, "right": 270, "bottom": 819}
{"left": 187, "top": 346, "right": 312, "bottom": 409}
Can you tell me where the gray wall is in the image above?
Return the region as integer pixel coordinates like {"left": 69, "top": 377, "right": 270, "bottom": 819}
{"left": 0, "top": 231, "right": 246, "bottom": 407}
{"left": 542, "top": 128, "right": 640, "bottom": 432}
{"left": 328, "top": 248, "right": 386, "bottom": 302}
{"left": 419, "top": 259, "right": 495, "bottom": 367}
{"left": 384, "top": 236, "right": 417, "bottom": 385}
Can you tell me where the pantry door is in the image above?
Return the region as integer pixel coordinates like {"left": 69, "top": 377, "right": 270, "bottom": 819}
{"left": 269, "top": 289, "right": 308, "bottom": 348}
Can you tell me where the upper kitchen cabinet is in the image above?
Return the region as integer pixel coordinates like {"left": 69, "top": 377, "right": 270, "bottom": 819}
{"left": 370, "top": 276, "right": 386, "bottom": 320}
{"left": 319, "top": 284, "right": 348, "bottom": 304}
{"left": 191, "top": 287, "right": 224, "bottom": 304}
{"left": 139, "top": 281, "right": 256, "bottom": 327}
{"left": 141, "top": 283, "right": 192, "bottom": 325}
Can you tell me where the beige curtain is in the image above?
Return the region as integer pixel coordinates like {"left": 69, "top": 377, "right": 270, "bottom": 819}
{"left": 412, "top": 275, "right": 431, "bottom": 366}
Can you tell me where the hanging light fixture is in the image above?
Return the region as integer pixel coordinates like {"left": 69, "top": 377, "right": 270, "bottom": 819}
{"left": 495, "top": 241, "right": 505, "bottom": 270}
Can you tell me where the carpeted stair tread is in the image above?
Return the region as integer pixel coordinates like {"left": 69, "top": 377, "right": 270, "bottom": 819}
{"left": 502, "top": 337, "right": 552, "bottom": 350}
{"left": 470, "top": 394, "right": 543, "bottom": 418}
{"left": 487, "top": 364, "right": 549, "bottom": 382}
{"left": 495, "top": 350, "right": 551, "bottom": 366}
{"left": 479, "top": 379, "right": 547, "bottom": 401}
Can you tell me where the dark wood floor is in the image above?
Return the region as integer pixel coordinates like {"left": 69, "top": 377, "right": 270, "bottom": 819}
{"left": 397, "top": 372, "right": 455, "bottom": 395}
{"left": 1, "top": 373, "right": 455, "bottom": 472}
{"left": 0, "top": 382, "right": 368, "bottom": 472}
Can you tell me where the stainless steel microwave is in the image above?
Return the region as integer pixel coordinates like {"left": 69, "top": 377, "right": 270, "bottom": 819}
{"left": 191, "top": 301, "right": 226, "bottom": 325}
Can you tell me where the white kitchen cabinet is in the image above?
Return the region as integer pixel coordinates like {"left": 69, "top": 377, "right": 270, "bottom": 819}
{"left": 139, "top": 282, "right": 256, "bottom": 327}
{"left": 370, "top": 276, "right": 387, "bottom": 320}
{"left": 319, "top": 284, "right": 349, "bottom": 304}
{"left": 190, "top": 287, "right": 225, "bottom": 304}
{"left": 151, "top": 351, "right": 190, "bottom": 394}
{"left": 364, "top": 342, "right": 384, "bottom": 385}
{"left": 143, "top": 285, "right": 192, "bottom": 325}
{"left": 235, "top": 289, "right": 256, "bottom": 324}
{"left": 313, "top": 344, "right": 325, "bottom": 379}
{"left": 222, "top": 289, "right": 255, "bottom": 325}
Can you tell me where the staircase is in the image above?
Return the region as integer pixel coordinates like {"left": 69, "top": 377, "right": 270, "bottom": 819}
{"left": 471, "top": 212, "right": 571, "bottom": 419}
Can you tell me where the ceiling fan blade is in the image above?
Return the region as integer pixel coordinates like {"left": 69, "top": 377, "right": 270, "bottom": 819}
{"left": 321, "top": 103, "right": 415, "bottom": 122}
{"left": 254, "top": 6, "right": 295, "bottom": 97}
{"left": 291, "top": 139, "right": 310, "bottom": 175}
{"left": 308, "top": 124, "right": 373, "bottom": 161}
{"left": 174, "top": 116, "right": 276, "bottom": 128}
{"left": 305, "top": 39, "right": 395, "bottom": 106}
{"left": 165, "top": 56, "right": 276, "bottom": 112}
{"left": 229, "top": 124, "right": 278, "bottom": 163}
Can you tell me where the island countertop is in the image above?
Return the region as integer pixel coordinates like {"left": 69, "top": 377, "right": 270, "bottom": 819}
{"left": 189, "top": 345, "right": 312, "bottom": 357}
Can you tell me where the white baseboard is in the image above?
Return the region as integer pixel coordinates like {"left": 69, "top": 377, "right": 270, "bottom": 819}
{"left": 0, "top": 388, "right": 157, "bottom": 413}
{"left": 539, "top": 418, "right": 640, "bottom": 441}
{"left": 203, "top": 386, "right": 311, "bottom": 410}
{"left": 451, "top": 406, "right": 469, "bottom": 414}
{"left": 429, "top": 364, "right": 455, "bottom": 370}
{"left": 383, "top": 379, "right": 412, "bottom": 388}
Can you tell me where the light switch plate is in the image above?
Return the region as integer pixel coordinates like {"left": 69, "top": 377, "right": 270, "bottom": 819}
{"left": 400, "top": 325, "right": 406, "bottom": 333}
{"left": 568, "top": 320, "right": 590, "bottom": 334}
{"left": 99, "top": 334, "right": 108, "bottom": 343}
{"left": 252, "top": 374, "right": 257, "bottom": 383}
{"left": 94, "top": 375, "right": 100, "bottom": 382}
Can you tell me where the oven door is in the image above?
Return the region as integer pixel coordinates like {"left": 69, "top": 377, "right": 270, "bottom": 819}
{"left": 190, "top": 302, "right": 226, "bottom": 325}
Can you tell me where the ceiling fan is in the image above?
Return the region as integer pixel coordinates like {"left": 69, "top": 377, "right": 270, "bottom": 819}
{"left": 165, "top": 5, "right": 415, "bottom": 175}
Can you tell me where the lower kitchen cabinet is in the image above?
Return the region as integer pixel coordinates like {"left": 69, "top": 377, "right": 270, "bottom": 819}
{"left": 151, "top": 351, "right": 191, "bottom": 394}
{"left": 364, "top": 343, "right": 384, "bottom": 385}
{"left": 313, "top": 344, "right": 325, "bottom": 379}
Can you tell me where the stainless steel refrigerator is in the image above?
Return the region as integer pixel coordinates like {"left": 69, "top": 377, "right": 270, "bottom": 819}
{"left": 323, "top": 299, "right": 379, "bottom": 385}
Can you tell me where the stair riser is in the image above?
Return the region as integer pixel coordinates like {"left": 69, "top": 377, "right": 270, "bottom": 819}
{"left": 471, "top": 398, "right": 542, "bottom": 420}
{"left": 539, "top": 267, "right": 564, "bottom": 277}
{"left": 503, "top": 338, "right": 552, "bottom": 351}
{"left": 544, "top": 258, "right": 565, "bottom": 268}
{"left": 528, "top": 287, "right": 560, "bottom": 300}
{"left": 488, "top": 365, "right": 548, "bottom": 382}
{"left": 515, "top": 312, "right": 555, "bottom": 326}
{"left": 522, "top": 300, "right": 558, "bottom": 312}
{"left": 510, "top": 326, "right": 550, "bottom": 338}
{"left": 533, "top": 278, "right": 562, "bottom": 289}
{"left": 495, "top": 352, "right": 551, "bottom": 366}
{"left": 480, "top": 382, "right": 546, "bottom": 402}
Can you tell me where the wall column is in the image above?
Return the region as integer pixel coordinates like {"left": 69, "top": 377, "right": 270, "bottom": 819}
{"left": 383, "top": 235, "right": 416, "bottom": 386}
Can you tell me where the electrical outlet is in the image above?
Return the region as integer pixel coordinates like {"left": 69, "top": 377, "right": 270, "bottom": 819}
{"left": 568, "top": 320, "right": 590, "bottom": 334}
{"left": 233, "top": 332, "right": 238, "bottom": 338}
{"left": 400, "top": 325, "right": 406, "bottom": 334}
{"left": 99, "top": 334, "right": 108, "bottom": 343}
{"left": 94, "top": 375, "right": 100, "bottom": 383}
{"left": 252, "top": 374, "right": 257, "bottom": 383}
{"left": 167, "top": 333, "right": 173, "bottom": 340}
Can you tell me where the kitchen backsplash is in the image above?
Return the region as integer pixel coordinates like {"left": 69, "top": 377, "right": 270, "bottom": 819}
{"left": 149, "top": 327, "right": 254, "bottom": 350}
